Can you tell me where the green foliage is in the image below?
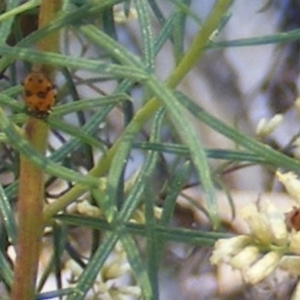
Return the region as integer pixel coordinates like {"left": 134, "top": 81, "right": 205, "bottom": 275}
{"left": 0, "top": 0, "right": 298, "bottom": 299}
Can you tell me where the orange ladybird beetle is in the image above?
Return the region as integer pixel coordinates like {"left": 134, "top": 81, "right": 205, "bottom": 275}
{"left": 23, "top": 71, "right": 55, "bottom": 117}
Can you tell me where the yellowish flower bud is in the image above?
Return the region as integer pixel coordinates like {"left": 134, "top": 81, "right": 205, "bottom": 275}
{"left": 263, "top": 200, "right": 288, "bottom": 245}
{"left": 256, "top": 114, "right": 283, "bottom": 139}
{"left": 115, "top": 286, "right": 141, "bottom": 297}
{"left": 295, "top": 97, "right": 300, "bottom": 119}
{"left": 210, "top": 235, "right": 252, "bottom": 265}
{"left": 291, "top": 279, "right": 300, "bottom": 300}
{"left": 292, "top": 137, "right": 300, "bottom": 160}
{"left": 130, "top": 209, "right": 145, "bottom": 224}
{"left": 65, "top": 260, "right": 82, "bottom": 278}
{"left": 76, "top": 200, "right": 101, "bottom": 217}
{"left": 241, "top": 204, "right": 272, "bottom": 244}
{"left": 130, "top": 205, "right": 162, "bottom": 224}
{"left": 230, "top": 246, "right": 259, "bottom": 269}
{"left": 102, "top": 262, "right": 131, "bottom": 280}
{"left": 290, "top": 232, "right": 300, "bottom": 254}
{"left": 113, "top": 6, "right": 137, "bottom": 23}
{"left": 244, "top": 251, "right": 282, "bottom": 284}
{"left": 276, "top": 171, "right": 300, "bottom": 204}
{"left": 280, "top": 256, "right": 300, "bottom": 275}
{"left": 154, "top": 206, "right": 162, "bottom": 220}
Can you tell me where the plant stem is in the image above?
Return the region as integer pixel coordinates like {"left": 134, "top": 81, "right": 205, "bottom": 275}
{"left": 11, "top": 1, "right": 61, "bottom": 299}
{"left": 11, "top": 120, "right": 48, "bottom": 300}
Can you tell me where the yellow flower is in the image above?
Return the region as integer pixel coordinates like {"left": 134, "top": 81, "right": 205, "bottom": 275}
{"left": 244, "top": 251, "right": 282, "bottom": 284}
{"left": 210, "top": 235, "right": 252, "bottom": 265}
{"left": 280, "top": 256, "right": 300, "bottom": 275}
{"left": 256, "top": 114, "right": 283, "bottom": 139}
{"left": 230, "top": 246, "right": 259, "bottom": 269}
{"left": 210, "top": 189, "right": 300, "bottom": 285}
{"left": 276, "top": 171, "right": 300, "bottom": 205}
{"left": 65, "top": 242, "right": 141, "bottom": 299}
{"left": 130, "top": 205, "right": 162, "bottom": 224}
{"left": 289, "top": 232, "right": 300, "bottom": 255}
{"left": 263, "top": 200, "right": 288, "bottom": 245}
{"left": 291, "top": 279, "right": 300, "bottom": 300}
{"left": 292, "top": 137, "right": 300, "bottom": 160}
{"left": 295, "top": 96, "right": 300, "bottom": 119}
{"left": 113, "top": 5, "right": 137, "bottom": 23}
{"left": 240, "top": 203, "right": 272, "bottom": 244}
{"left": 76, "top": 200, "right": 101, "bottom": 217}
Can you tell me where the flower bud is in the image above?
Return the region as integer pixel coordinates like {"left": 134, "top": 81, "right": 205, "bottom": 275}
{"left": 276, "top": 171, "right": 300, "bottom": 205}
{"left": 263, "top": 200, "right": 288, "bottom": 245}
{"left": 256, "top": 114, "right": 283, "bottom": 139}
{"left": 102, "top": 262, "right": 131, "bottom": 280}
{"left": 279, "top": 256, "right": 300, "bottom": 275}
{"left": 241, "top": 204, "right": 272, "bottom": 244}
{"left": 295, "top": 96, "right": 300, "bottom": 119}
{"left": 290, "top": 232, "right": 300, "bottom": 254}
{"left": 292, "top": 137, "right": 300, "bottom": 160}
{"left": 210, "top": 235, "right": 252, "bottom": 265}
{"left": 291, "top": 277, "right": 300, "bottom": 300}
{"left": 244, "top": 251, "right": 282, "bottom": 284}
{"left": 76, "top": 200, "right": 101, "bottom": 217}
{"left": 230, "top": 246, "right": 259, "bottom": 269}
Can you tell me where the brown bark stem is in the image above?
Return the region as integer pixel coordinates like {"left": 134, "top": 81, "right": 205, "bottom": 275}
{"left": 11, "top": 0, "right": 61, "bottom": 299}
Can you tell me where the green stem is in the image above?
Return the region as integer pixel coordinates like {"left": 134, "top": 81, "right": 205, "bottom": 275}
{"left": 167, "top": 0, "right": 233, "bottom": 88}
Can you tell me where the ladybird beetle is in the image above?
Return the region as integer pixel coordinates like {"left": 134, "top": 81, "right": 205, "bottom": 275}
{"left": 23, "top": 71, "right": 55, "bottom": 117}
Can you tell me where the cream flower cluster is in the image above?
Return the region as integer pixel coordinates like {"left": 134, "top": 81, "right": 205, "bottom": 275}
{"left": 113, "top": 4, "right": 137, "bottom": 23}
{"left": 255, "top": 114, "right": 283, "bottom": 139}
{"left": 210, "top": 171, "right": 300, "bottom": 292}
{"left": 66, "top": 242, "right": 141, "bottom": 300}
{"left": 76, "top": 200, "right": 162, "bottom": 224}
